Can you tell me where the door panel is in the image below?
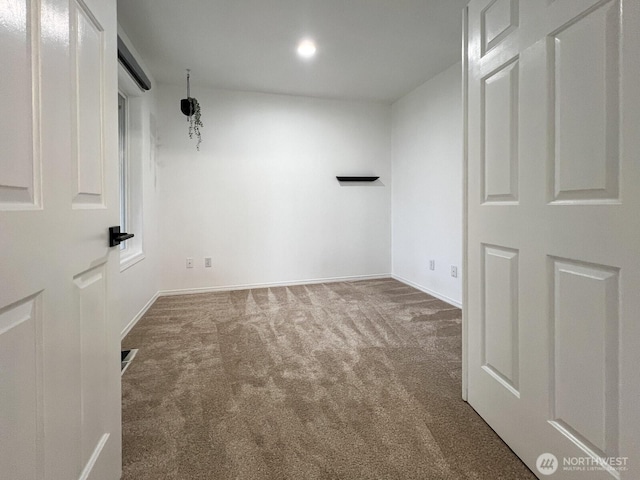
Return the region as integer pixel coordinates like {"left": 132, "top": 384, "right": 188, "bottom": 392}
{"left": 0, "top": 0, "right": 120, "bottom": 478}
{"left": 481, "top": 0, "right": 519, "bottom": 56}
{"left": 0, "top": 294, "right": 43, "bottom": 480}
{"left": 71, "top": 0, "right": 105, "bottom": 208}
{"left": 482, "top": 57, "right": 519, "bottom": 203}
{"left": 75, "top": 264, "right": 109, "bottom": 467}
{"left": 482, "top": 244, "right": 519, "bottom": 395}
{"left": 550, "top": 258, "right": 619, "bottom": 457}
{"left": 551, "top": 1, "right": 619, "bottom": 203}
{"left": 466, "top": 0, "right": 639, "bottom": 478}
{"left": 0, "top": 0, "right": 40, "bottom": 208}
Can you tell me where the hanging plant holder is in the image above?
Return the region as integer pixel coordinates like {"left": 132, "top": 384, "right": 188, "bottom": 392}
{"left": 180, "top": 98, "right": 195, "bottom": 116}
{"left": 180, "top": 69, "right": 203, "bottom": 150}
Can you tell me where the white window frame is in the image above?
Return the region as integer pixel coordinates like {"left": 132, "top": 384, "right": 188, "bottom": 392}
{"left": 118, "top": 92, "right": 129, "bottom": 251}
{"left": 118, "top": 64, "right": 145, "bottom": 271}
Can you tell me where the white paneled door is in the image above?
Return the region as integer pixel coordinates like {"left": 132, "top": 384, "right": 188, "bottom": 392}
{"left": 0, "top": 0, "right": 120, "bottom": 478}
{"left": 465, "top": 0, "right": 639, "bottom": 478}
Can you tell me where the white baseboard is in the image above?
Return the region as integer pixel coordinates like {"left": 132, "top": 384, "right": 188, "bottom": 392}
{"left": 157, "top": 273, "right": 392, "bottom": 297}
{"left": 120, "top": 291, "right": 160, "bottom": 340}
{"left": 391, "top": 274, "right": 462, "bottom": 308}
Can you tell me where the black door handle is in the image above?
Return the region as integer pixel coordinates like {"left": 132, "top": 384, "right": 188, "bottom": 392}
{"left": 109, "top": 226, "right": 134, "bottom": 247}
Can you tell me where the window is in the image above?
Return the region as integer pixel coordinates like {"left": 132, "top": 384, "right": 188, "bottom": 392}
{"left": 118, "top": 65, "right": 146, "bottom": 270}
{"left": 118, "top": 93, "right": 128, "bottom": 250}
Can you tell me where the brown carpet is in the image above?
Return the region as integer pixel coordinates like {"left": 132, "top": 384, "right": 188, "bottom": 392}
{"left": 122, "top": 278, "right": 535, "bottom": 479}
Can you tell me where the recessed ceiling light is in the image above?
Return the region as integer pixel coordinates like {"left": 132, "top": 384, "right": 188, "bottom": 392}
{"left": 297, "top": 39, "right": 317, "bottom": 59}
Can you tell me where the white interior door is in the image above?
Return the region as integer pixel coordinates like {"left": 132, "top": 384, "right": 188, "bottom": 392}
{"left": 465, "top": 0, "right": 640, "bottom": 478}
{"left": 0, "top": 0, "right": 120, "bottom": 478}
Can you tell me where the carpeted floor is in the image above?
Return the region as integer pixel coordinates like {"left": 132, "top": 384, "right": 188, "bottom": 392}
{"left": 122, "top": 278, "right": 535, "bottom": 479}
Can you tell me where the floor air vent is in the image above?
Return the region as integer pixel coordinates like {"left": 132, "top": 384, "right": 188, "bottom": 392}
{"left": 121, "top": 349, "right": 138, "bottom": 375}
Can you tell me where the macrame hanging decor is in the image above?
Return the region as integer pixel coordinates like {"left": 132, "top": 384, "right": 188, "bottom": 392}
{"left": 180, "top": 69, "right": 203, "bottom": 150}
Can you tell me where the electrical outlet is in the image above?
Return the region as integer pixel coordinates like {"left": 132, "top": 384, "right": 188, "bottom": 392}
{"left": 204, "top": 257, "right": 212, "bottom": 268}
{"left": 429, "top": 260, "right": 435, "bottom": 271}
{"left": 186, "top": 257, "right": 194, "bottom": 269}
{"left": 451, "top": 266, "right": 458, "bottom": 278}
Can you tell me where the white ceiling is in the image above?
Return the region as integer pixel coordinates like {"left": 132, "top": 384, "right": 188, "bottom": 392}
{"left": 117, "top": 0, "right": 469, "bottom": 103}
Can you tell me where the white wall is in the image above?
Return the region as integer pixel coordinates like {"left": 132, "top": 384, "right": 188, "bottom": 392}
{"left": 391, "top": 62, "right": 462, "bottom": 306}
{"left": 117, "top": 27, "right": 160, "bottom": 336}
{"left": 156, "top": 85, "right": 391, "bottom": 292}
{"left": 114, "top": 51, "right": 462, "bottom": 315}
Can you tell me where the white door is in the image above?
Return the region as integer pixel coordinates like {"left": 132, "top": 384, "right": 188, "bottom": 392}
{"left": 0, "top": 0, "right": 120, "bottom": 478}
{"left": 465, "top": 0, "right": 640, "bottom": 478}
